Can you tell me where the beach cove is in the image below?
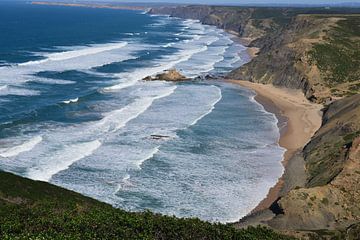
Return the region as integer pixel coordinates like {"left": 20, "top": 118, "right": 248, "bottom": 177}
{"left": 228, "top": 80, "right": 323, "bottom": 214}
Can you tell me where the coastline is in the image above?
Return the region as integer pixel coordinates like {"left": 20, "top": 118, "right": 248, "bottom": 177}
{"left": 227, "top": 80, "right": 323, "bottom": 213}
{"left": 28, "top": 0, "right": 322, "bottom": 221}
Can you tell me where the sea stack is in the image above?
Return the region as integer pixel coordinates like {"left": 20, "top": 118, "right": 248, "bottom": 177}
{"left": 143, "top": 69, "right": 189, "bottom": 82}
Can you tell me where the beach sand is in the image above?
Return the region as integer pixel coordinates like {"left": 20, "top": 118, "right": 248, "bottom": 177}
{"left": 227, "top": 80, "right": 323, "bottom": 212}
{"left": 246, "top": 47, "right": 260, "bottom": 58}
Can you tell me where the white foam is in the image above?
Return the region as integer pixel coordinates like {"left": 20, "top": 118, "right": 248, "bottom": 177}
{"left": 0, "top": 85, "right": 7, "bottom": 91}
{"left": 163, "top": 43, "right": 175, "bottom": 48}
{"left": 104, "top": 46, "right": 207, "bottom": 91}
{"left": 27, "top": 140, "right": 101, "bottom": 181}
{"left": 190, "top": 86, "right": 222, "bottom": 126}
{"left": 98, "top": 86, "right": 177, "bottom": 133}
{"left": 0, "top": 86, "right": 40, "bottom": 96}
{"left": 31, "top": 78, "right": 75, "bottom": 85}
{"left": 114, "top": 174, "right": 132, "bottom": 193}
{"left": 135, "top": 146, "right": 160, "bottom": 170}
{"left": 0, "top": 136, "right": 42, "bottom": 158}
{"left": 0, "top": 42, "right": 139, "bottom": 96}
{"left": 62, "top": 97, "right": 79, "bottom": 104}
{"left": 21, "top": 42, "right": 128, "bottom": 66}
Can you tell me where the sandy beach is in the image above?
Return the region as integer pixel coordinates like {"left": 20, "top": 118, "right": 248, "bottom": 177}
{"left": 227, "top": 80, "right": 323, "bottom": 212}
{"left": 245, "top": 47, "right": 260, "bottom": 58}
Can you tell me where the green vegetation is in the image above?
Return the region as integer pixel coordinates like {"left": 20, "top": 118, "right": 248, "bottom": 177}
{"left": 305, "top": 94, "right": 360, "bottom": 188}
{"left": 343, "top": 130, "right": 360, "bottom": 145}
{"left": 308, "top": 16, "right": 360, "bottom": 88}
{"left": 306, "top": 139, "right": 345, "bottom": 187}
{"left": 321, "top": 198, "right": 329, "bottom": 205}
{"left": 0, "top": 171, "right": 295, "bottom": 240}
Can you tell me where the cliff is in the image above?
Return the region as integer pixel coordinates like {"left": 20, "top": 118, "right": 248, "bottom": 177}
{"left": 149, "top": 6, "right": 360, "bottom": 104}
{"left": 150, "top": 5, "right": 360, "bottom": 239}
{"left": 267, "top": 94, "right": 360, "bottom": 238}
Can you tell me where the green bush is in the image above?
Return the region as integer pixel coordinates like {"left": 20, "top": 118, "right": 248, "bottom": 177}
{"left": 0, "top": 172, "right": 295, "bottom": 240}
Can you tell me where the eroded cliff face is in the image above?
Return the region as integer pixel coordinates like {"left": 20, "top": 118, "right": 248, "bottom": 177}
{"left": 150, "top": 6, "right": 360, "bottom": 238}
{"left": 228, "top": 15, "right": 336, "bottom": 103}
{"left": 268, "top": 94, "right": 360, "bottom": 232}
{"left": 230, "top": 14, "right": 360, "bottom": 104}
{"left": 149, "top": 6, "right": 289, "bottom": 45}
{"left": 150, "top": 6, "right": 360, "bottom": 105}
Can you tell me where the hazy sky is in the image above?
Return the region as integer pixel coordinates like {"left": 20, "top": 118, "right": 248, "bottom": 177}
{"left": 4, "top": 0, "right": 359, "bottom": 5}
{"left": 76, "top": 0, "right": 360, "bottom": 4}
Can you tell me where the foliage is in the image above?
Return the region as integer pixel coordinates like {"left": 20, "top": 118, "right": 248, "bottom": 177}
{"left": 0, "top": 172, "right": 295, "bottom": 240}
{"left": 308, "top": 16, "right": 360, "bottom": 87}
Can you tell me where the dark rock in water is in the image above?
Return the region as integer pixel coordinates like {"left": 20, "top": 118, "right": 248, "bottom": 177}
{"left": 143, "top": 69, "right": 189, "bottom": 82}
{"left": 150, "top": 134, "right": 170, "bottom": 140}
{"left": 193, "top": 74, "right": 218, "bottom": 81}
{"left": 143, "top": 76, "right": 152, "bottom": 81}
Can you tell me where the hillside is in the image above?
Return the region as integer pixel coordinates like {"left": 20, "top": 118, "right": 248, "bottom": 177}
{"left": 267, "top": 94, "right": 360, "bottom": 239}
{"left": 150, "top": 6, "right": 360, "bottom": 104}
{"left": 150, "top": 5, "right": 360, "bottom": 239}
{"left": 0, "top": 171, "right": 294, "bottom": 239}
{"left": 229, "top": 14, "right": 360, "bottom": 104}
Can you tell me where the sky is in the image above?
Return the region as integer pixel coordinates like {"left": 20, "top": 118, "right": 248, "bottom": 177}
{"left": 3, "top": 0, "right": 360, "bottom": 5}
{"left": 70, "top": 0, "right": 360, "bottom": 4}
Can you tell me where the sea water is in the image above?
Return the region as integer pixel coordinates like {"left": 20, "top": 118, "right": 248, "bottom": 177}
{"left": 0, "top": 2, "right": 284, "bottom": 222}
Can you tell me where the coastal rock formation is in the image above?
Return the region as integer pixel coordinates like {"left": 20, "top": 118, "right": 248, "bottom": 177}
{"left": 143, "top": 69, "right": 189, "bottom": 82}
{"left": 268, "top": 94, "right": 360, "bottom": 232}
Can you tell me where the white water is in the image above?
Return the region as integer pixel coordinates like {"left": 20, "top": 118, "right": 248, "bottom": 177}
{"left": 0, "top": 41, "right": 139, "bottom": 95}
{"left": 98, "top": 85, "right": 177, "bottom": 133}
{"left": 27, "top": 140, "right": 102, "bottom": 181}
{"left": 19, "top": 42, "right": 128, "bottom": 66}
{"left": 135, "top": 147, "right": 160, "bottom": 170}
{"left": 0, "top": 13, "right": 283, "bottom": 223}
{"left": 0, "top": 136, "right": 43, "bottom": 158}
{"left": 190, "top": 86, "right": 222, "bottom": 126}
{"left": 104, "top": 46, "right": 208, "bottom": 91}
{"left": 62, "top": 98, "right": 79, "bottom": 104}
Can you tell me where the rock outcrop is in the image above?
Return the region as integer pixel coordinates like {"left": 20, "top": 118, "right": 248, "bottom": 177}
{"left": 143, "top": 69, "right": 189, "bottom": 82}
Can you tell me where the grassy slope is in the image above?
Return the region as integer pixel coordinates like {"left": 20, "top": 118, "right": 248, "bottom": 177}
{"left": 268, "top": 94, "right": 360, "bottom": 232}
{"left": 224, "top": 8, "right": 360, "bottom": 103}
{"left": 0, "top": 171, "right": 295, "bottom": 239}
{"left": 308, "top": 15, "right": 360, "bottom": 97}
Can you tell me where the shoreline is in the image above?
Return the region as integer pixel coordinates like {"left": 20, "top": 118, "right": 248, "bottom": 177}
{"left": 28, "top": 0, "right": 322, "bottom": 222}
{"left": 227, "top": 80, "right": 323, "bottom": 213}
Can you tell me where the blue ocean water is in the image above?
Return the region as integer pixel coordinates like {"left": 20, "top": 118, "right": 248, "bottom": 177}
{"left": 0, "top": 2, "right": 284, "bottom": 222}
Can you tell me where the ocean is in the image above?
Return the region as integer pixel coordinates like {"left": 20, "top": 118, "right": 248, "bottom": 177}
{"left": 0, "top": 2, "right": 284, "bottom": 222}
